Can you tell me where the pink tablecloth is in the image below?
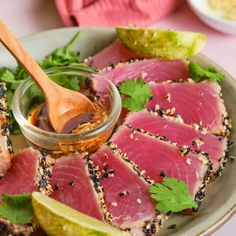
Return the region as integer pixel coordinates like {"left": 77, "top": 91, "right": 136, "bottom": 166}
{"left": 0, "top": 1, "right": 235, "bottom": 235}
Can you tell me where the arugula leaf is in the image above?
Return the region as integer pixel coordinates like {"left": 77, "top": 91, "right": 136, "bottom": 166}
{"left": 189, "top": 62, "right": 224, "bottom": 82}
{"left": 0, "top": 193, "right": 33, "bottom": 225}
{"left": 119, "top": 78, "right": 153, "bottom": 111}
{"left": 149, "top": 177, "right": 198, "bottom": 214}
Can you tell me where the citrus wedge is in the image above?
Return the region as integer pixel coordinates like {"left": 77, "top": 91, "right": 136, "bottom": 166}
{"left": 116, "top": 27, "right": 207, "bottom": 60}
{"left": 32, "top": 192, "right": 130, "bottom": 236}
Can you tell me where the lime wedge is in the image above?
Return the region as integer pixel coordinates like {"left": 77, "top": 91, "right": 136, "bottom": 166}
{"left": 32, "top": 192, "right": 130, "bottom": 236}
{"left": 116, "top": 27, "right": 207, "bottom": 59}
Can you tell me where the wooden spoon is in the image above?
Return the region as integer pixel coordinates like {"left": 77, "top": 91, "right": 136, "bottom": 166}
{"left": 0, "top": 20, "right": 96, "bottom": 133}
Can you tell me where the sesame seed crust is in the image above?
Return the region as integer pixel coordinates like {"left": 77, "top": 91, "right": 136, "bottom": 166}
{"left": 0, "top": 83, "right": 13, "bottom": 177}
{"left": 84, "top": 155, "right": 112, "bottom": 224}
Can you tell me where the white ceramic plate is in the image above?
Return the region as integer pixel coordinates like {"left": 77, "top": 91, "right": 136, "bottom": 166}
{"left": 0, "top": 28, "right": 235, "bottom": 236}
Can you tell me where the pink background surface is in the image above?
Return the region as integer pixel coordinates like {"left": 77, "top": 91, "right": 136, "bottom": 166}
{"left": 0, "top": 0, "right": 235, "bottom": 235}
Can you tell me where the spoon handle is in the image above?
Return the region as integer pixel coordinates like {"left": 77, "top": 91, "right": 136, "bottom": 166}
{"left": 0, "top": 20, "right": 57, "bottom": 96}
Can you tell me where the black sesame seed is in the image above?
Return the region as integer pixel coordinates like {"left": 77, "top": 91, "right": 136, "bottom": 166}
{"left": 160, "top": 171, "right": 166, "bottom": 177}
{"left": 68, "top": 181, "right": 75, "bottom": 186}
{"left": 0, "top": 86, "right": 6, "bottom": 97}
{"left": 167, "top": 224, "right": 176, "bottom": 229}
{"left": 150, "top": 224, "right": 156, "bottom": 234}
{"left": 167, "top": 211, "right": 172, "bottom": 216}
{"left": 159, "top": 107, "right": 165, "bottom": 116}
{"left": 54, "top": 183, "right": 59, "bottom": 191}
{"left": 108, "top": 63, "right": 115, "bottom": 69}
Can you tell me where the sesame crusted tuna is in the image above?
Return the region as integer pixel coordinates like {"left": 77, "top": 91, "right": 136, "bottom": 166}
{"left": 91, "top": 145, "right": 167, "bottom": 235}
{"left": 110, "top": 126, "right": 210, "bottom": 203}
{"left": 0, "top": 148, "right": 45, "bottom": 235}
{"left": 100, "top": 58, "right": 189, "bottom": 86}
{"left": 0, "top": 148, "right": 42, "bottom": 199}
{"left": 89, "top": 40, "right": 142, "bottom": 69}
{"left": 0, "top": 83, "right": 13, "bottom": 177}
{"left": 124, "top": 110, "right": 228, "bottom": 174}
{"left": 146, "top": 80, "right": 231, "bottom": 136}
{"left": 49, "top": 154, "right": 106, "bottom": 221}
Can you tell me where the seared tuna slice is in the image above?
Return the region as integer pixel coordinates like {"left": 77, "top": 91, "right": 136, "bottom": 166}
{"left": 100, "top": 58, "right": 189, "bottom": 86}
{"left": 0, "top": 148, "right": 41, "bottom": 199}
{"left": 0, "top": 83, "right": 13, "bottom": 176}
{"left": 49, "top": 154, "right": 105, "bottom": 221}
{"left": 125, "top": 110, "right": 228, "bottom": 174}
{"left": 0, "top": 148, "right": 44, "bottom": 236}
{"left": 146, "top": 80, "right": 231, "bottom": 136}
{"left": 110, "top": 126, "right": 210, "bottom": 200}
{"left": 89, "top": 40, "right": 142, "bottom": 69}
{"left": 91, "top": 146, "right": 166, "bottom": 235}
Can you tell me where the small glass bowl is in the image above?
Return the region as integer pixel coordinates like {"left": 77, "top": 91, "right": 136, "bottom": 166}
{"left": 12, "top": 67, "right": 121, "bottom": 155}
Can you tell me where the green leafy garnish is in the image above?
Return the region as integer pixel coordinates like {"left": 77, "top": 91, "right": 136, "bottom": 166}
{"left": 0, "top": 32, "right": 93, "bottom": 134}
{"left": 149, "top": 177, "right": 198, "bottom": 214}
{"left": 0, "top": 193, "right": 33, "bottom": 225}
{"left": 118, "top": 78, "right": 153, "bottom": 111}
{"left": 189, "top": 62, "right": 224, "bottom": 82}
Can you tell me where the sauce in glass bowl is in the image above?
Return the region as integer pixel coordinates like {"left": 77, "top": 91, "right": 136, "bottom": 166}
{"left": 12, "top": 67, "right": 121, "bottom": 155}
{"left": 28, "top": 101, "right": 107, "bottom": 134}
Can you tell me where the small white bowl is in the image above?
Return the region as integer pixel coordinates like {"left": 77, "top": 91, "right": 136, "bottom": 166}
{"left": 187, "top": 0, "right": 236, "bottom": 35}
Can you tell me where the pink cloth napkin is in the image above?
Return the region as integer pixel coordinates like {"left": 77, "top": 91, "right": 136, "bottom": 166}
{"left": 55, "top": 0, "right": 183, "bottom": 27}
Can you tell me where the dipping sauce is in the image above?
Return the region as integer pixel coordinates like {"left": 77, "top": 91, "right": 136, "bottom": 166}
{"left": 209, "top": 0, "right": 236, "bottom": 20}
{"left": 28, "top": 102, "right": 108, "bottom": 134}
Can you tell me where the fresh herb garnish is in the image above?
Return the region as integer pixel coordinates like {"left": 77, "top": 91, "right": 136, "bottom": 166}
{"left": 189, "top": 62, "right": 224, "bottom": 82}
{"left": 149, "top": 177, "right": 198, "bottom": 214}
{"left": 118, "top": 78, "right": 153, "bottom": 111}
{"left": 0, "top": 193, "right": 33, "bottom": 225}
{"left": 0, "top": 32, "right": 91, "bottom": 134}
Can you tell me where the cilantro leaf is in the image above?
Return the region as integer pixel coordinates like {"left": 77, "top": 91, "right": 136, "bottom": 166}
{"left": 0, "top": 193, "right": 33, "bottom": 225}
{"left": 189, "top": 62, "right": 224, "bottom": 82}
{"left": 149, "top": 177, "right": 198, "bottom": 214}
{"left": 119, "top": 78, "right": 153, "bottom": 111}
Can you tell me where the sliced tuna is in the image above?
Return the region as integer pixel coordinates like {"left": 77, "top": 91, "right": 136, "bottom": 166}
{"left": 110, "top": 126, "right": 209, "bottom": 201}
{"left": 100, "top": 58, "right": 189, "bottom": 86}
{"left": 49, "top": 154, "right": 104, "bottom": 221}
{"left": 146, "top": 80, "right": 231, "bottom": 136}
{"left": 0, "top": 148, "right": 41, "bottom": 201}
{"left": 91, "top": 145, "right": 166, "bottom": 235}
{"left": 0, "top": 83, "right": 13, "bottom": 176}
{"left": 90, "top": 40, "right": 142, "bottom": 69}
{"left": 125, "top": 110, "right": 228, "bottom": 174}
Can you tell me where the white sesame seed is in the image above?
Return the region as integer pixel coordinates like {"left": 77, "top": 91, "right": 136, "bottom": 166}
{"left": 136, "top": 198, "right": 142, "bottom": 204}
{"left": 186, "top": 158, "right": 191, "bottom": 165}
{"left": 111, "top": 202, "right": 117, "bottom": 207}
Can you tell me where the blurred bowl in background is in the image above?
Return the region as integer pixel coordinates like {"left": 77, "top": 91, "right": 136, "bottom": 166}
{"left": 187, "top": 0, "right": 236, "bottom": 35}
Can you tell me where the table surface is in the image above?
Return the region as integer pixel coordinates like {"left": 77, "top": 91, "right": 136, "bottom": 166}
{"left": 0, "top": 1, "right": 235, "bottom": 235}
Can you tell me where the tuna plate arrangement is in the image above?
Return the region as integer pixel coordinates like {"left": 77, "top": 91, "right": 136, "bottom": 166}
{"left": 0, "top": 27, "right": 233, "bottom": 236}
